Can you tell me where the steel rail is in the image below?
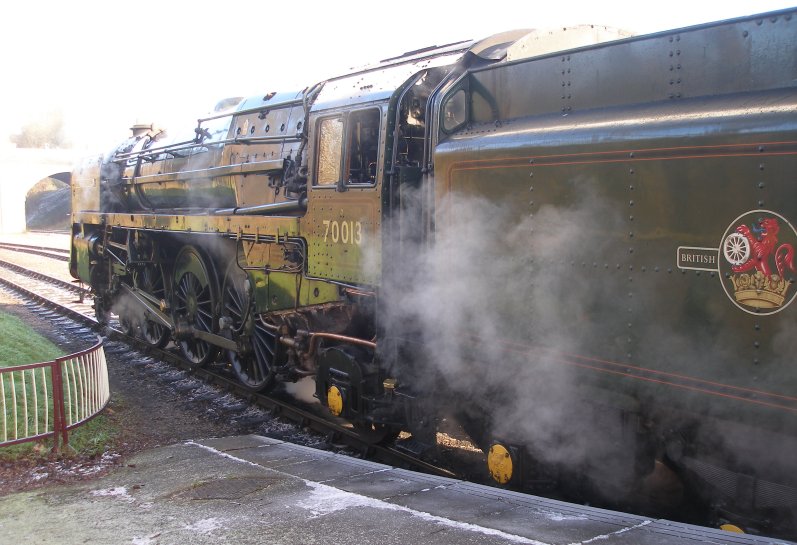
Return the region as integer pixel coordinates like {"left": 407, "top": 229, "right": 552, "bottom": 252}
{"left": 0, "top": 259, "right": 89, "bottom": 297}
{"left": 0, "top": 243, "right": 70, "bottom": 262}
{"left": 0, "top": 242, "right": 69, "bottom": 254}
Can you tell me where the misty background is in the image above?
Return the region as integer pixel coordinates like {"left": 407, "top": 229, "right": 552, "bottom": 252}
{"left": 2, "top": 0, "right": 795, "bottom": 153}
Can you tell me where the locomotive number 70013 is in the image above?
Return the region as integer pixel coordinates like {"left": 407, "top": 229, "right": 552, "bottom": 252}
{"left": 322, "top": 220, "right": 363, "bottom": 245}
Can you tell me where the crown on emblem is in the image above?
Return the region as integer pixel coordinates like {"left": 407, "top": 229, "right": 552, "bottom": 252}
{"left": 729, "top": 271, "right": 791, "bottom": 309}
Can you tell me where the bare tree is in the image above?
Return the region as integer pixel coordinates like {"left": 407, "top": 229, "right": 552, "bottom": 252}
{"left": 10, "top": 110, "right": 70, "bottom": 149}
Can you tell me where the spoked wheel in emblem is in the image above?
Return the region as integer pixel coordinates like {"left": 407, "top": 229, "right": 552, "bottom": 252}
{"left": 221, "top": 264, "right": 278, "bottom": 391}
{"left": 133, "top": 262, "right": 171, "bottom": 348}
{"left": 172, "top": 246, "right": 219, "bottom": 367}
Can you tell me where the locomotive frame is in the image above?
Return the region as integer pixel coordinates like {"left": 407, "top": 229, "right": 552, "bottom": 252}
{"left": 70, "top": 9, "right": 797, "bottom": 536}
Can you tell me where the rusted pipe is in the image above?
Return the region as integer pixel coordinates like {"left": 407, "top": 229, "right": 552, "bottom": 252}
{"left": 275, "top": 330, "right": 376, "bottom": 356}
{"left": 307, "top": 332, "right": 377, "bottom": 357}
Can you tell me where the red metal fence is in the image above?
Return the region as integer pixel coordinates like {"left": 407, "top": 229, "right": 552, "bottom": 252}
{"left": 0, "top": 338, "right": 109, "bottom": 451}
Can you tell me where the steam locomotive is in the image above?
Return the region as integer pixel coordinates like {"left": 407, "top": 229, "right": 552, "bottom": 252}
{"left": 70, "top": 9, "right": 797, "bottom": 536}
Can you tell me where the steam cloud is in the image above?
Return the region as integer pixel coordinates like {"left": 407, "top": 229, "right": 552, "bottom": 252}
{"left": 368, "top": 183, "right": 797, "bottom": 503}
{"left": 369, "top": 186, "right": 637, "bottom": 488}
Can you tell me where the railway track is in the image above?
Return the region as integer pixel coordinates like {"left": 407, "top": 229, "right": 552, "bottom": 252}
{"left": 0, "top": 245, "right": 460, "bottom": 480}
{"left": 0, "top": 242, "right": 70, "bottom": 262}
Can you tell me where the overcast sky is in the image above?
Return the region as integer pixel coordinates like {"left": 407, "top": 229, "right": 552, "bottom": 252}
{"left": 1, "top": 0, "right": 794, "bottom": 151}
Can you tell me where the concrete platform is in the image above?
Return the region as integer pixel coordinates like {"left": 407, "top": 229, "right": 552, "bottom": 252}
{"left": 0, "top": 435, "right": 792, "bottom": 545}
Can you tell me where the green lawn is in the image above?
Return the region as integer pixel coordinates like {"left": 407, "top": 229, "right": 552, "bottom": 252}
{"left": 0, "top": 310, "right": 63, "bottom": 367}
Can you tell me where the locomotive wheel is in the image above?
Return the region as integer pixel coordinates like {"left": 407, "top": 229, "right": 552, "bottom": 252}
{"left": 172, "top": 246, "right": 219, "bottom": 367}
{"left": 133, "top": 263, "right": 171, "bottom": 348}
{"left": 221, "top": 265, "right": 276, "bottom": 391}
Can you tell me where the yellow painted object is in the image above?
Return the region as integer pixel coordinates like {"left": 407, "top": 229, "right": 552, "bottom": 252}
{"left": 487, "top": 444, "right": 514, "bottom": 485}
{"left": 720, "top": 524, "right": 745, "bottom": 534}
{"left": 327, "top": 385, "right": 344, "bottom": 417}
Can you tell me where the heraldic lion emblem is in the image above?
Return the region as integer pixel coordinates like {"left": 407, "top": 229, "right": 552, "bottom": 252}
{"left": 721, "top": 213, "right": 797, "bottom": 313}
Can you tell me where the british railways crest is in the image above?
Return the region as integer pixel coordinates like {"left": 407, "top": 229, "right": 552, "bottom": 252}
{"left": 677, "top": 210, "right": 797, "bottom": 315}
{"left": 719, "top": 211, "right": 797, "bottom": 315}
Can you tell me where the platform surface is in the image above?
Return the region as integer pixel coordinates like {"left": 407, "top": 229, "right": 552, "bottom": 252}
{"left": 0, "top": 435, "right": 792, "bottom": 545}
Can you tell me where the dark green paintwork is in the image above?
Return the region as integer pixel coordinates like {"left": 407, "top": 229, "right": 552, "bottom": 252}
{"left": 434, "top": 13, "right": 797, "bottom": 436}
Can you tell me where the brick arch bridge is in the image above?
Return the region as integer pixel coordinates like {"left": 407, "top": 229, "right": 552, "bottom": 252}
{"left": 0, "top": 145, "right": 80, "bottom": 233}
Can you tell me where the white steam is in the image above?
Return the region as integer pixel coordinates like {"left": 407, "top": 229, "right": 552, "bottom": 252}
{"left": 369, "top": 180, "right": 797, "bottom": 504}
{"left": 372, "top": 187, "right": 634, "bottom": 482}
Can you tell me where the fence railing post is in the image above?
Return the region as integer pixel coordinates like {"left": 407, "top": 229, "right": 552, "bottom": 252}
{"left": 50, "top": 358, "right": 68, "bottom": 453}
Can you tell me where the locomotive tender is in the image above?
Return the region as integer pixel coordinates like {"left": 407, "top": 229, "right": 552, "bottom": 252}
{"left": 70, "top": 9, "right": 797, "bottom": 533}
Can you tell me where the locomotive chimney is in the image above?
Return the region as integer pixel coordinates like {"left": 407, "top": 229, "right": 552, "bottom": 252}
{"left": 129, "top": 123, "right": 153, "bottom": 137}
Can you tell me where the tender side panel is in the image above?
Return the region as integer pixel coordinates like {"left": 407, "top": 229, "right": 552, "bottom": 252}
{"left": 436, "top": 92, "right": 797, "bottom": 425}
{"left": 434, "top": 12, "right": 797, "bottom": 490}
{"left": 467, "top": 13, "right": 796, "bottom": 122}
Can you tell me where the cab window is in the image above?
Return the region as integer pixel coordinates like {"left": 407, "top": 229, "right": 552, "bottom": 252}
{"left": 314, "top": 109, "right": 380, "bottom": 187}
{"left": 345, "top": 109, "right": 380, "bottom": 185}
{"left": 442, "top": 89, "right": 468, "bottom": 133}
{"left": 316, "top": 116, "right": 343, "bottom": 185}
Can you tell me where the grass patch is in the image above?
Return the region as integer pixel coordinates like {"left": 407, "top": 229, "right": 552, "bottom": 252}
{"left": 67, "top": 415, "right": 118, "bottom": 457}
{"left": 0, "top": 414, "right": 118, "bottom": 462}
{"left": 0, "top": 310, "right": 63, "bottom": 367}
{"left": 0, "top": 439, "right": 47, "bottom": 460}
